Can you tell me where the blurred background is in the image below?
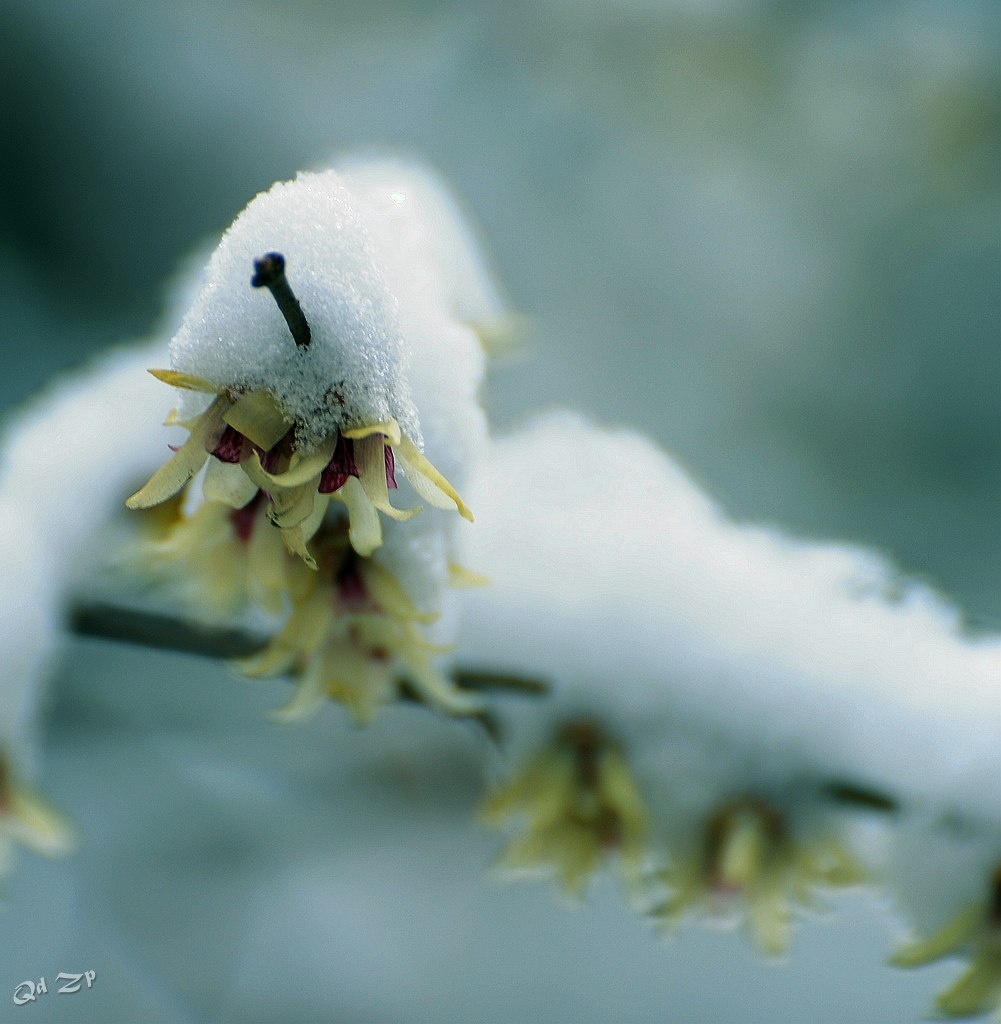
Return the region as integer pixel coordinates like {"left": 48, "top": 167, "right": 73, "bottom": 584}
{"left": 0, "top": 1, "right": 997, "bottom": 1021}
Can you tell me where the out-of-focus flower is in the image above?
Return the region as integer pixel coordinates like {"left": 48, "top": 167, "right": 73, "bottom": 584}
{"left": 891, "top": 863, "right": 1001, "bottom": 1020}
{"left": 480, "top": 720, "right": 649, "bottom": 898}
{"left": 236, "top": 523, "right": 481, "bottom": 724}
{"left": 142, "top": 488, "right": 292, "bottom": 619}
{"left": 0, "top": 756, "right": 75, "bottom": 881}
{"left": 654, "top": 795, "right": 864, "bottom": 956}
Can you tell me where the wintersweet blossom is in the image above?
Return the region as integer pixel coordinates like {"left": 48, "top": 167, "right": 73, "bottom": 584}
{"left": 141, "top": 488, "right": 292, "bottom": 618}
{"left": 127, "top": 169, "right": 477, "bottom": 562}
{"left": 653, "top": 795, "right": 864, "bottom": 956}
{"left": 237, "top": 522, "right": 481, "bottom": 724}
{"left": 0, "top": 756, "right": 75, "bottom": 880}
{"left": 127, "top": 371, "right": 469, "bottom": 563}
{"left": 891, "top": 863, "right": 1001, "bottom": 1020}
{"left": 480, "top": 720, "right": 649, "bottom": 898}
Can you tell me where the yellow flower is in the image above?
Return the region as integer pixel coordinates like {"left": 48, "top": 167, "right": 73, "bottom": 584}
{"left": 126, "top": 371, "right": 471, "bottom": 563}
{"left": 143, "top": 489, "right": 294, "bottom": 619}
{"left": 0, "top": 756, "right": 75, "bottom": 878}
{"left": 236, "top": 527, "right": 482, "bottom": 724}
{"left": 891, "top": 863, "right": 1001, "bottom": 1020}
{"left": 480, "top": 721, "right": 649, "bottom": 898}
{"left": 655, "top": 796, "right": 864, "bottom": 956}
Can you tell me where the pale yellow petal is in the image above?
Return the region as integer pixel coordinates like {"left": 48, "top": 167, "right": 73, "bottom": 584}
{"left": 126, "top": 397, "right": 228, "bottom": 509}
{"left": 353, "top": 434, "right": 419, "bottom": 521}
{"left": 223, "top": 391, "right": 291, "bottom": 449}
{"left": 341, "top": 418, "right": 402, "bottom": 445}
{"left": 247, "top": 518, "right": 289, "bottom": 614}
{"left": 202, "top": 457, "right": 259, "bottom": 508}
{"left": 335, "top": 476, "right": 383, "bottom": 556}
{"left": 4, "top": 786, "right": 76, "bottom": 858}
{"left": 890, "top": 903, "right": 986, "bottom": 968}
{"left": 243, "top": 440, "right": 335, "bottom": 492}
{"left": 747, "top": 876, "right": 793, "bottom": 957}
{"left": 398, "top": 650, "right": 484, "bottom": 717}
{"left": 278, "top": 492, "right": 330, "bottom": 569}
{"left": 236, "top": 643, "right": 297, "bottom": 679}
{"left": 281, "top": 529, "right": 317, "bottom": 570}
{"left": 360, "top": 561, "right": 437, "bottom": 623}
{"left": 597, "top": 750, "right": 648, "bottom": 838}
{"left": 237, "top": 593, "right": 333, "bottom": 677}
{"left": 148, "top": 368, "right": 220, "bottom": 392}
{"left": 448, "top": 562, "right": 491, "bottom": 588}
{"left": 395, "top": 435, "right": 473, "bottom": 521}
{"left": 935, "top": 947, "right": 1001, "bottom": 1018}
{"left": 268, "top": 485, "right": 317, "bottom": 531}
{"left": 270, "top": 657, "right": 328, "bottom": 722}
{"left": 327, "top": 649, "right": 397, "bottom": 726}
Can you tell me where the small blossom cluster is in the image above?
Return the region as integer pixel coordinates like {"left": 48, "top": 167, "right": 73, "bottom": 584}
{"left": 460, "top": 411, "right": 1001, "bottom": 1017}
{"left": 0, "top": 159, "right": 997, "bottom": 1020}
{"left": 129, "top": 165, "right": 489, "bottom": 723}
{"left": 480, "top": 713, "right": 1001, "bottom": 1019}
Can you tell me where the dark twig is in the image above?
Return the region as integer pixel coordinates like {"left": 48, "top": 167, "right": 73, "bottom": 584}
{"left": 822, "top": 780, "right": 899, "bottom": 815}
{"left": 251, "top": 252, "right": 312, "bottom": 349}
{"left": 68, "top": 600, "right": 548, "bottom": 740}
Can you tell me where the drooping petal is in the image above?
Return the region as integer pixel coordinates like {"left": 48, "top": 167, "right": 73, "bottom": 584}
{"left": 394, "top": 434, "right": 473, "bottom": 521}
{"left": 203, "top": 456, "right": 259, "bottom": 508}
{"left": 322, "top": 644, "right": 397, "bottom": 726}
{"left": 935, "top": 946, "right": 1001, "bottom": 1019}
{"left": 447, "top": 562, "right": 490, "bottom": 588}
{"left": 341, "top": 419, "right": 402, "bottom": 446}
{"left": 396, "top": 645, "right": 484, "bottom": 717}
{"left": 360, "top": 560, "right": 438, "bottom": 623}
{"left": 246, "top": 516, "right": 290, "bottom": 614}
{"left": 126, "top": 396, "right": 229, "bottom": 509}
{"left": 237, "top": 593, "right": 333, "bottom": 678}
{"left": 223, "top": 391, "right": 291, "bottom": 450}
{"left": 354, "top": 434, "right": 419, "bottom": 522}
{"left": 268, "top": 485, "right": 317, "bottom": 532}
{"left": 243, "top": 439, "right": 337, "bottom": 492}
{"left": 747, "top": 875, "right": 794, "bottom": 957}
{"left": 279, "top": 493, "right": 331, "bottom": 570}
{"left": 890, "top": 903, "right": 986, "bottom": 967}
{"left": 3, "top": 784, "right": 76, "bottom": 858}
{"left": 335, "top": 476, "right": 383, "bottom": 556}
{"left": 147, "top": 368, "right": 220, "bottom": 392}
{"left": 270, "top": 655, "right": 329, "bottom": 722}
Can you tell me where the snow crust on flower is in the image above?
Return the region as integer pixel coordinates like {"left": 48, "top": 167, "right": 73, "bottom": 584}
{"left": 456, "top": 411, "right": 1001, "bottom": 827}
{"left": 170, "top": 171, "right": 419, "bottom": 447}
{"left": 339, "top": 156, "right": 507, "bottom": 334}
{"left": 337, "top": 157, "right": 491, "bottom": 494}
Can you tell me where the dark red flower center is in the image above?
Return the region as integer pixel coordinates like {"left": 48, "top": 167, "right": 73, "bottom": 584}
{"left": 210, "top": 425, "right": 246, "bottom": 464}
{"left": 319, "top": 434, "right": 359, "bottom": 493}
{"left": 229, "top": 490, "right": 268, "bottom": 543}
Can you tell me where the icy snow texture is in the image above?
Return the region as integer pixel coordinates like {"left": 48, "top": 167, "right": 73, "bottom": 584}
{"left": 457, "top": 412, "right": 1001, "bottom": 827}
{"left": 167, "top": 160, "right": 493, "bottom": 622}
{"left": 170, "top": 171, "right": 421, "bottom": 448}
{"left": 338, "top": 157, "right": 490, "bottom": 488}
{"left": 339, "top": 156, "right": 508, "bottom": 331}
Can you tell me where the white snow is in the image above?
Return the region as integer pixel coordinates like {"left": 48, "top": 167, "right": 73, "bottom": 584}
{"left": 457, "top": 412, "right": 1001, "bottom": 827}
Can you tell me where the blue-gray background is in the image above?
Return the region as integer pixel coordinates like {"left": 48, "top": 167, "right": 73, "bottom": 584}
{"left": 0, "top": 1, "right": 997, "bottom": 1021}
